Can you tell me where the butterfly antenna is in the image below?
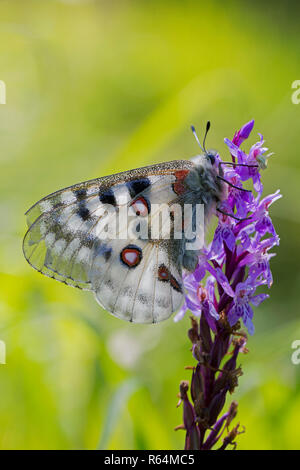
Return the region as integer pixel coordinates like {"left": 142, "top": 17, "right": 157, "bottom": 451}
{"left": 203, "top": 120, "right": 210, "bottom": 153}
{"left": 190, "top": 125, "right": 204, "bottom": 152}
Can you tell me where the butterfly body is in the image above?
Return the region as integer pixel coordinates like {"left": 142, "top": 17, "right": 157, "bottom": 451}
{"left": 23, "top": 155, "right": 225, "bottom": 323}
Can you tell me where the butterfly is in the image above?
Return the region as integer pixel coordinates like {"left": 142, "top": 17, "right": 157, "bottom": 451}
{"left": 23, "top": 123, "right": 254, "bottom": 324}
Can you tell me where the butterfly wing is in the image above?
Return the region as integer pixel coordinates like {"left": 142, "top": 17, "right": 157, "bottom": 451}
{"left": 92, "top": 239, "right": 184, "bottom": 323}
{"left": 23, "top": 160, "right": 194, "bottom": 322}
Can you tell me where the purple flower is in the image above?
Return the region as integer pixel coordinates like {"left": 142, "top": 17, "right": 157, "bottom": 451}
{"left": 176, "top": 121, "right": 280, "bottom": 450}
{"left": 240, "top": 247, "right": 275, "bottom": 289}
{"left": 210, "top": 217, "right": 235, "bottom": 258}
{"left": 176, "top": 120, "right": 280, "bottom": 335}
{"left": 175, "top": 274, "right": 220, "bottom": 331}
{"left": 221, "top": 176, "right": 254, "bottom": 219}
{"left": 196, "top": 278, "right": 220, "bottom": 332}
{"left": 252, "top": 190, "right": 281, "bottom": 237}
{"left": 232, "top": 119, "right": 254, "bottom": 147}
{"left": 224, "top": 131, "right": 274, "bottom": 198}
{"left": 227, "top": 281, "right": 269, "bottom": 335}
{"left": 175, "top": 121, "right": 281, "bottom": 450}
{"left": 212, "top": 268, "right": 235, "bottom": 297}
{"left": 193, "top": 251, "right": 211, "bottom": 281}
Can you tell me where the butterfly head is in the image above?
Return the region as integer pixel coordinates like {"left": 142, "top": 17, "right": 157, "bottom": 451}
{"left": 205, "top": 150, "right": 217, "bottom": 167}
{"left": 191, "top": 149, "right": 220, "bottom": 174}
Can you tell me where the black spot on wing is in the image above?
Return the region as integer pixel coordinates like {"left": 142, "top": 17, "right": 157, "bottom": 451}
{"left": 94, "top": 243, "right": 112, "bottom": 262}
{"left": 126, "top": 178, "right": 151, "bottom": 198}
{"left": 77, "top": 203, "right": 90, "bottom": 221}
{"left": 104, "top": 250, "right": 112, "bottom": 262}
{"left": 99, "top": 188, "right": 116, "bottom": 206}
{"left": 74, "top": 188, "right": 87, "bottom": 201}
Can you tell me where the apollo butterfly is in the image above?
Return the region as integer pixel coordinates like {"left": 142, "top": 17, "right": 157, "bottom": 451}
{"left": 23, "top": 123, "right": 255, "bottom": 323}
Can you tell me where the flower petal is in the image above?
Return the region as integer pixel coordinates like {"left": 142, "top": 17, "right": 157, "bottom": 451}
{"left": 251, "top": 293, "right": 269, "bottom": 307}
{"left": 174, "top": 302, "right": 188, "bottom": 322}
{"left": 214, "top": 268, "right": 235, "bottom": 297}
{"left": 222, "top": 227, "right": 236, "bottom": 251}
{"left": 244, "top": 315, "right": 255, "bottom": 335}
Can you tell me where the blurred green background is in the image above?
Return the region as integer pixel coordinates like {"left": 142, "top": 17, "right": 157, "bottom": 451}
{"left": 0, "top": 0, "right": 299, "bottom": 450}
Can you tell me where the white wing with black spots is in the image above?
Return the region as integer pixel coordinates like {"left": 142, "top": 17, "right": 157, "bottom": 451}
{"left": 23, "top": 161, "right": 191, "bottom": 303}
{"left": 92, "top": 239, "right": 184, "bottom": 323}
{"left": 23, "top": 158, "right": 224, "bottom": 323}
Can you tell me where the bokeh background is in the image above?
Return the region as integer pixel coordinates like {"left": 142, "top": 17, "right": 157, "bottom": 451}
{"left": 0, "top": 0, "right": 299, "bottom": 450}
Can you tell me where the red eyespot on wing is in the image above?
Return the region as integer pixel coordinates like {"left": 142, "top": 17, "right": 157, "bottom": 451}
{"left": 158, "top": 264, "right": 170, "bottom": 281}
{"left": 170, "top": 275, "right": 183, "bottom": 293}
{"left": 130, "top": 196, "right": 150, "bottom": 216}
{"left": 158, "top": 264, "right": 183, "bottom": 293}
{"left": 173, "top": 169, "right": 189, "bottom": 195}
{"left": 120, "top": 245, "right": 143, "bottom": 268}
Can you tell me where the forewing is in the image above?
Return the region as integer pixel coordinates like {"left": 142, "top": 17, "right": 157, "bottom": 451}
{"left": 23, "top": 183, "right": 106, "bottom": 290}
{"left": 23, "top": 160, "right": 193, "bottom": 292}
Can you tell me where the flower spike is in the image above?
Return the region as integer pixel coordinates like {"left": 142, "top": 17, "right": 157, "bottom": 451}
{"left": 176, "top": 120, "right": 280, "bottom": 450}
